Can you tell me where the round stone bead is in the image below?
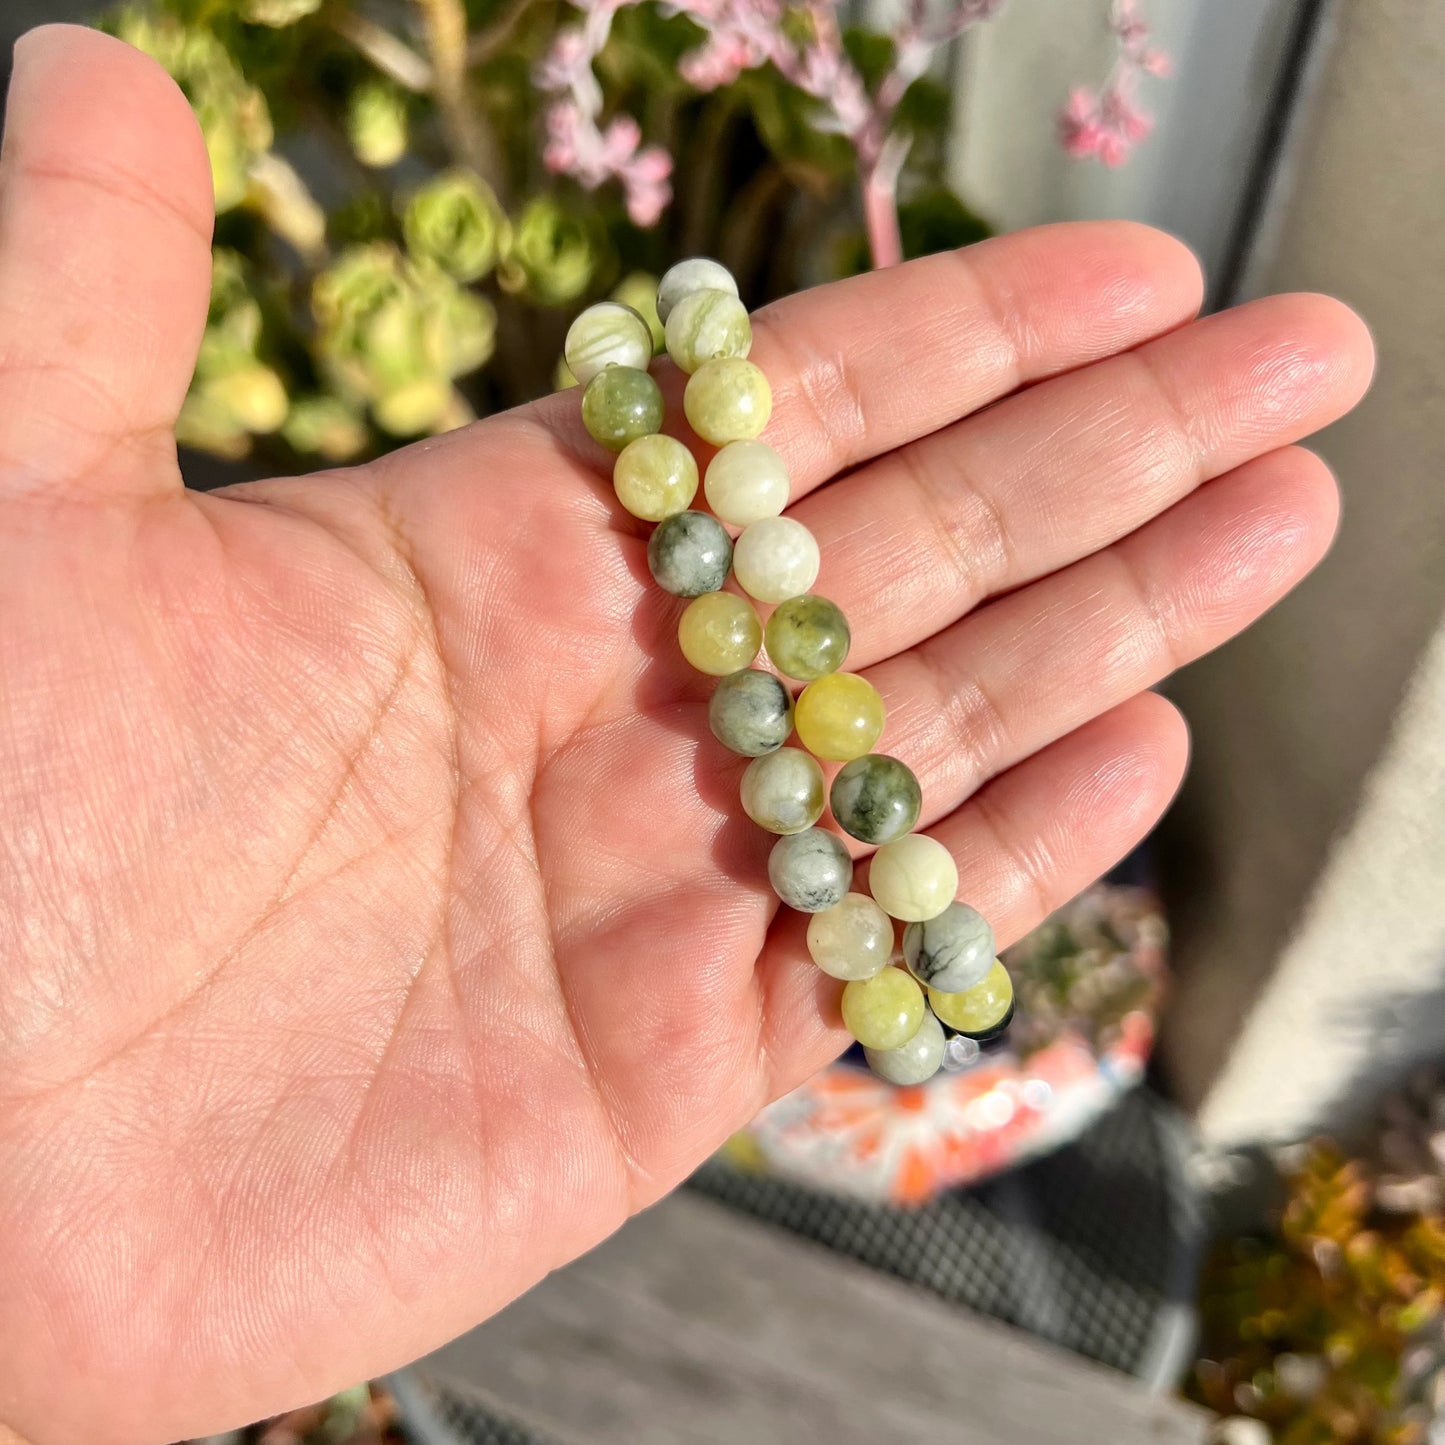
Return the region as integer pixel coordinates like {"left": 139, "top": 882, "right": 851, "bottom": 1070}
{"left": 657, "top": 257, "right": 738, "bottom": 323}
{"left": 664, "top": 288, "right": 752, "bottom": 374}
{"left": 829, "top": 753, "right": 921, "bottom": 845}
{"left": 704, "top": 440, "right": 790, "bottom": 527}
{"left": 741, "top": 747, "right": 826, "bottom": 835}
{"left": 765, "top": 594, "right": 851, "bottom": 682}
{"left": 902, "top": 901, "right": 995, "bottom": 993}
{"left": 732, "top": 517, "right": 820, "bottom": 605}
{"left": 708, "top": 668, "right": 793, "bottom": 756}
{"left": 794, "top": 673, "right": 885, "bottom": 762}
{"left": 613, "top": 434, "right": 698, "bottom": 521}
{"left": 928, "top": 960, "right": 1014, "bottom": 1037}
{"left": 684, "top": 358, "right": 772, "bottom": 445}
{"left": 840, "top": 967, "right": 925, "bottom": 1051}
{"left": 581, "top": 365, "right": 663, "bottom": 452}
{"left": 806, "top": 892, "right": 894, "bottom": 981}
{"left": 564, "top": 302, "right": 653, "bottom": 385}
{"left": 767, "top": 827, "right": 853, "bottom": 913}
{"left": 865, "top": 1010, "right": 945, "bottom": 1086}
{"left": 678, "top": 592, "right": 761, "bottom": 675}
{"left": 868, "top": 834, "right": 957, "bottom": 923}
{"left": 647, "top": 510, "right": 732, "bottom": 597}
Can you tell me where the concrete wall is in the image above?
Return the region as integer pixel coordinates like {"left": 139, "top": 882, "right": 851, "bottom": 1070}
{"left": 1159, "top": 0, "right": 1445, "bottom": 1142}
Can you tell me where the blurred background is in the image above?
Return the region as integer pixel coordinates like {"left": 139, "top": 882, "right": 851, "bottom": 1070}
{"left": 2, "top": 1, "right": 1442, "bottom": 1442}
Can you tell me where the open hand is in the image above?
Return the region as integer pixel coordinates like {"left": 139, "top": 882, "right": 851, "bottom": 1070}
{"left": 0, "top": 26, "right": 1374, "bottom": 1445}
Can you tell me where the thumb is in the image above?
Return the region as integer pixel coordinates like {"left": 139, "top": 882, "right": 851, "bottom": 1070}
{"left": 0, "top": 25, "right": 214, "bottom": 496}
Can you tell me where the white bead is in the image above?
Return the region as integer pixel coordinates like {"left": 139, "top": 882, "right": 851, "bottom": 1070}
{"left": 657, "top": 257, "right": 738, "bottom": 323}
{"left": 868, "top": 835, "right": 958, "bottom": 923}
{"left": 732, "top": 517, "right": 819, "bottom": 604}
{"left": 705, "top": 440, "right": 790, "bottom": 527}
{"left": 564, "top": 302, "right": 653, "bottom": 385}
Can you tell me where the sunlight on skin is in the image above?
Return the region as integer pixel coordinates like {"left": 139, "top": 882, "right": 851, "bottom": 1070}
{"left": 0, "top": 24, "right": 1374, "bottom": 1445}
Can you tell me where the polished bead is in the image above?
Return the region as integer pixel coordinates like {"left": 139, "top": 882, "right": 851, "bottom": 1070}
{"left": 657, "top": 257, "right": 738, "bottom": 323}
{"left": 865, "top": 1009, "right": 945, "bottom": 1085}
{"left": 767, "top": 828, "right": 853, "bottom": 912}
{"left": 565, "top": 302, "right": 653, "bottom": 385}
{"left": 678, "top": 592, "right": 761, "bottom": 675}
{"left": 704, "top": 440, "right": 790, "bottom": 527}
{"left": 708, "top": 668, "right": 793, "bottom": 756}
{"left": 902, "top": 901, "right": 995, "bottom": 993}
{"left": 928, "top": 960, "right": 1014, "bottom": 1036}
{"left": 581, "top": 365, "right": 663, "bottom": 451}
{"left": 806, "top": 892, "right": 894, "bottom": 981}
{"left": 765, "top": 594, "right": 851, "bottom": 682}
{"left": 741, "top": 747, "right": 826, "bottom": 835}
{"left": 665, "top": 288, "right": 752, "bottom": 373}
{"left": 829, "top": 753, "right": 921, "bottom": 845}
{"left": 684, "top": 357, "right": 772, "bottom": 445}
{"left": 868, "top": 834, "right": 957, "bottom": 922}
{"left": 794, "top": 672, "right": 885, "bottom": 762}
{"left": 733, "top": 517, "right": 819, "bottom": 604}
{"left": 647, "top": 510, "right": 732, "bottom": 597}
{"left": 841, "top": 967, "right": 924, "bottom": 1051}
{"left": 613, "top": 434, "right": 698, "bottom": 521}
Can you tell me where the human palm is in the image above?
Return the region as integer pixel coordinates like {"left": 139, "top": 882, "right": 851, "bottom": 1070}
{"left": 0, "top": 26, "right": 1373, "bottom": 1445}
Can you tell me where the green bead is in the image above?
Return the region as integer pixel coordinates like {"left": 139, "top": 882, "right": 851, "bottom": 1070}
{"left": 708, "top": 668, "right": 793, "bottom": 757}
{"left": 657, "top": 257, "right": 737, "bottom": 323}
{"left": 806, "top": 892, "right": 894, "bottom": 981}
{"left": 647, "top": 511, "right": 732, "bottom": 597}
{"left": 683, "top": 357, "right": 771, "bottom": 445}
{"left": 767, "top": 828, "right": 853, "bottom": 912}
{"left": 928, "top": 960, "right": 1013, "bottom": 1036}
{"left": 613, "top": 434, "right": 698, "bottom": 521}
{"left": 841, "top": 967, "right": 925, "bottom": 1051}
{"left": 581, "top": 365, "right": 663, "bottom": 451}
{"left": 565, "top": 302, "right": 653, "bottom": 384}
{"left": 865, "top": 1010, "right": 945, "bottom": 1085}
{"left": 664, "top": 288, "right": 752, "bottom": 374}
{"left": 829, "top": 754, "right": 921, "bottom": 845}
{"left": 765, "top": 594, "right": 851, "bottom": 682}
{"left": 741, "top": 747, "right": 826, "bottom": 835}
{"left": 869, "top": 834, "right": 958, "bottom": 923}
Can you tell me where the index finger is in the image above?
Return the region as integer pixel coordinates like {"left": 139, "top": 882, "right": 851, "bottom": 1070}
{"left": 528, "top": 220, "right": 1204, "bottom": 495}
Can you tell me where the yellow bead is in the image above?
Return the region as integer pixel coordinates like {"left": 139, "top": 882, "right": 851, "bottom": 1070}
{"left": 841, "top": 967, "right": 925, "bottom": 1051}
{"left": 793, "top": 673, "right": 885, "bottom": 762}
{"left": 928, "top": 961, "right": 1013, "bottom": 1035}
{"left": 868, "top": 834, "right": 958, "bottom": 923}
{"left": 613, "top": 434, "right": 699, "bottom": 521}
{"left": 678, "top": 592, "right": 762, "bottom": 676}
{"left": 683, "top": 357, "right": 772, "bottom": 445}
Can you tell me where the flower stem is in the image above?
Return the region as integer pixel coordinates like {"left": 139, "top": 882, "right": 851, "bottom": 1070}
{"left": 861, "top": 163, "right": 903, "bottom": 270}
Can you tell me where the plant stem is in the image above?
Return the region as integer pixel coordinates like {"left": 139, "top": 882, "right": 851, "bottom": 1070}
{"left": 466, "top": 0, "right": 539, "bottom": 66}
{"left": 325, "top": 7, "right": 433, "bottom": 93}
{"left": 860, "top": 163, "right": 903, "bottom": 269}
{"left": 412, "top": 0, "right": 494, "bottom": 178}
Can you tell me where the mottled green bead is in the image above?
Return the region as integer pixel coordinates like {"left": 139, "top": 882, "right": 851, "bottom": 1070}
{"left": 765, "top": 594, "right": 851, "bottom": 682}
{"left": 741, "top": 747, "right": 826, "bottom": 835}
{"left": 767, "top": 827, "right": 853, "bottom": 913}
{"left": 647, "top": 510, "right": 732, "bottom": 597}
{"left": 665, "top": 288, "right": 752, "bottom": 374}
{"left": 705, "top": 440, "right": 790, "bottom": 527}
{"left": 613, "top": 434, "right": 698, "bottom": 521}
{"left": 678, "top": 592, "right": 761, "bottom": 675}
{"left": 581, "top": 365, "right": 663, "bottom": 451}
{"left": 929, "top": 960, "right": 1013, "bottom": 1037}
{"left": 684, "top": 357, "right": 772, "bottom": 445}
{"left": 903, "top": 901, "right": 995, "bottom": 994}
{"left": 806, "top": 892, "right": 893, "bottom": 981}
{"left": 841, "top": 967, "right": 925, "bottom": 1051}
{"left": 865, "top": 1010, "right": 945, "bottom": 1085}
{"left": 657, "top": 257, "right": 737, "bottom": 323}
{"left": 708, "top": 668, "right": 793, "bottom": 756}
{"left": 829, "top": 754, "right": 921, "bottom": 846}
{"left": 565, "top": 302, "right": 653, "bottom": 384}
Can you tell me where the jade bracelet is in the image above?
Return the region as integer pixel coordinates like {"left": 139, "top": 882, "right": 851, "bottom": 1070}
{"left": 564, "top": 258, "right": 1015, "bottom": 1084}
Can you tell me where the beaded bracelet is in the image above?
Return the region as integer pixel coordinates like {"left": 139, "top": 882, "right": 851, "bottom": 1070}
{"left": 565, "top": 258, "right": 1014, "bottom": 1084}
